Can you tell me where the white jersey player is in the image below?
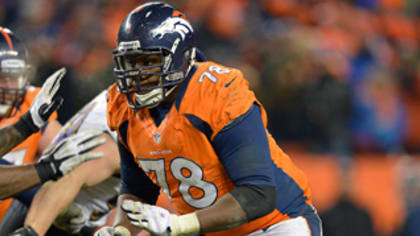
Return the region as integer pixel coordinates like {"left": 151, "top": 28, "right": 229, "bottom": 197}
{"left": 17, "top": 90, "right": 121, "bottom": 236}
{"left": 51, "top": 90, "right": 120, "bottom": 231}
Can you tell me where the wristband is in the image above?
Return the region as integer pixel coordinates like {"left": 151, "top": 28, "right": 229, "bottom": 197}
{"left": 34, "top": 159, "right": 57, "bottom": 183}
{"left": 170, "top": 213, "right": 200, "bottom": 236}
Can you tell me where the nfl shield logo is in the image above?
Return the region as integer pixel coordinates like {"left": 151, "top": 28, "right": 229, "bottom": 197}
{"left": 153, "top": 133, "right": 161, "bottom": 144}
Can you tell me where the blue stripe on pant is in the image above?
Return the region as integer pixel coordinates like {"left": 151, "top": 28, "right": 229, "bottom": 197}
{"left": 302, "top": 204, "right": 323, "bottom": 236}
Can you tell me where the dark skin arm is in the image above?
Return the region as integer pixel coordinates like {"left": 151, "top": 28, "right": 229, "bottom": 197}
{"left": 195, "top": 192, "right": 248, "bottom": 233}
{"left": 0, "top": 124, "right": 40, "bottom": 199}
{"left": 0, "top": 164, "right": 41, "bottom": 199}
{"left": 0, "top": 124, "right": 28, "bottom": 158}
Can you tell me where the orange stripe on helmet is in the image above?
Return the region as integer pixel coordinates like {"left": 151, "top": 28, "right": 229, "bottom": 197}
{"left": 0, "top": 28, "right": 13, "bottom": 50}
{"left": 172, "top": 10, "right": 187, "bottom": 20}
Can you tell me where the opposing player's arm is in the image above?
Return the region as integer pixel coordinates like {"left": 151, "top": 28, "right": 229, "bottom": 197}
{"left": 36, "top": 120, "right": 62, "bottom": 156}
{"left": 24, "top": 133, "right": 118, "bottom": 236}
{"left": 0, "top": 130, "right": 105, "bottom": 200}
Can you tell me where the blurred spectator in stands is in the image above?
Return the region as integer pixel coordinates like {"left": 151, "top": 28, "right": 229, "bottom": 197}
{"left": 320, "top": 163, "right": 376, "bottom": 236}
{"left": 349, "top": 63, "right": 406, "bottom": 153}
{"left": 399, "top": 49, "right": 420, "bottom": 153}
{"left": 0, "top": 0, "right": 419, "bottom": 156}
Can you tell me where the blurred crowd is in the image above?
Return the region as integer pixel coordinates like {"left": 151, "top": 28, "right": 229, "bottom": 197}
{"left": 1, "top": 0, "right": 420, "bottom": 235}
{"left": 1, "top": 0, "right": 420, "bottom": 156}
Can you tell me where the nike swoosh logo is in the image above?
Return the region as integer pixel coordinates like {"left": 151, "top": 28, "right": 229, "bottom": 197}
{"left": 224, "top": 77, "right": 237, "bottom": 87}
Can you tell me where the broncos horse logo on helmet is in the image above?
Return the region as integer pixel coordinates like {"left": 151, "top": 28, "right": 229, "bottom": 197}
{"left": 113, "top": 1, "right": 196, "bottom": 110}
{"left": 0, "top": 27, "right": 31, "bottom": 118}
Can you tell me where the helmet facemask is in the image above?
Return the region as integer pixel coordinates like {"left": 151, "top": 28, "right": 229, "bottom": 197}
{"left": 113, "top": 2, "right": 196, "bottom": 111}
{"left": 0, "top": 59, "right": 29, "bottom": 118}
{"left": 113, "top": 44, "right": 196, "bottom": 111}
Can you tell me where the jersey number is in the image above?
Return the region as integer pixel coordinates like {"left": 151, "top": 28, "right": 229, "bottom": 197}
{"left": 138, "top": 158, "right": 218, "bottom": 209}
{"left": 198, "top": 66, "right": 231, "bottom": 83}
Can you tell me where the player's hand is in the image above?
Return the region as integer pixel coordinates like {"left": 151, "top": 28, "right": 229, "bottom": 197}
{"left": 34, "top": 129, "right": 106, "bottom": 183}
{"left": 94, "top": 226, "right": 131, "bottom": 236}
{"left": 53, "top": 203, "right": 86, "bottom": 234}
{"left": 9, "top": 226, "right": 38, "bottom": 236}
{"left": 121, "top": 200, "right": 171, "bottom": 236}
{"left": 19, "top": 68, "right": 66, "bottom": 135}
{"left": 121, "top": 200, "right": 200, "bottom": 236}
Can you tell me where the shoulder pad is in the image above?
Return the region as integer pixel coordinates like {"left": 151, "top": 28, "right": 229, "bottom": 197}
{"left": 182, "top": 62, "right": 256, "bottom": 138}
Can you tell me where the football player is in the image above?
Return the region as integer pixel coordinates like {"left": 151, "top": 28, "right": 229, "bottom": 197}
{"left": 0, "top": 27, "right": 106, "bottom": 200}
{"left": 11, "top": 90, "right": 174, "bottom": 236}
{"left": 0, "top": 27, "right": 63, "bottom": 158}
{"left": 96, "top": 2, "right": 322, "bottom": 236}
{"left": 0, "top": 26, "right": 105, "bottom": 226}
{"left": 0, "top": 26, "right": 63, "bottom": 223}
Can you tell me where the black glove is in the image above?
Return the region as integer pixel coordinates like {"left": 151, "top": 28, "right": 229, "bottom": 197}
{"left": 15, "top": 68, "right": 66, "bottom": 136}
{"left": 9, "top": 226, "right": 38, "bottom": 236}
{"left": 34, "top": 129, "right": 106, "bottom": 182}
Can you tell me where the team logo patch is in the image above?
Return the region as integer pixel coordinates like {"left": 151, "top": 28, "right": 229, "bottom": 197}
{"left": 153, "top": 133, "right": 161, "bottom": 144}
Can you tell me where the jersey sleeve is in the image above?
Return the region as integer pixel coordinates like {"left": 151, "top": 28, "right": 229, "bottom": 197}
{"left": 106, "top": 83, "right": 132, "bottom": 133}
{"left": 212, "top": 104, "right": 275, "bottom": 186}
{"left": 185, "top": 63, "right": 257, "bottom": 140}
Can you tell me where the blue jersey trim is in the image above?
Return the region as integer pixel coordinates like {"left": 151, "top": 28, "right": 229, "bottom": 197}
{"left": 185, "top": 114, "right": 213, "bottom": 141}
{"left": 0, "top": 158, "right": 12, "bottom": 165}
{"left": 272, "top": 163, "right": 307, "bottom": 215}
{"left": 211, "top": 104, "right": 312, "bottom": 217}
{"left": 212, "top": 104, "right": 275, "bottom": 186}
{"left": 175, "top": 66, "right": 197, "bottom": 110}
{"left": 118, "top": 140, "right": 160, "bottom": 204}
{"left": 118, "top": 120, "right": 129, "bottom": 146}
{"left": 149, "top": 103, "right": 172, "bottom": 127}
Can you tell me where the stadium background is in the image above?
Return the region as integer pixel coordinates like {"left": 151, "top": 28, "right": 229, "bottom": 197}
{"left": 1, "top": 0, "right": 420, "bottom": 235}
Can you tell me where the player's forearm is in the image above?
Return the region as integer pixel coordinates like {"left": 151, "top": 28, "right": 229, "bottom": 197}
{"left": 0, "top": 165, "right": 41, "bottom": 199}
{"left": 0, "top": 124, "right": 28, "bottom": 158}
{"left": 195, "top": 192, "right": 248, "bottom": 233}
{"left": 25, "top": 174, "right": 84, "bottom": 236}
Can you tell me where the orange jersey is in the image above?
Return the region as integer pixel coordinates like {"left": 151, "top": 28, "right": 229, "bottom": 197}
{"left": 0, "top": 86, "right": 57, "bottom": 220}
{"left": 107, "top": 62, "right": 314, "bottom": 235}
